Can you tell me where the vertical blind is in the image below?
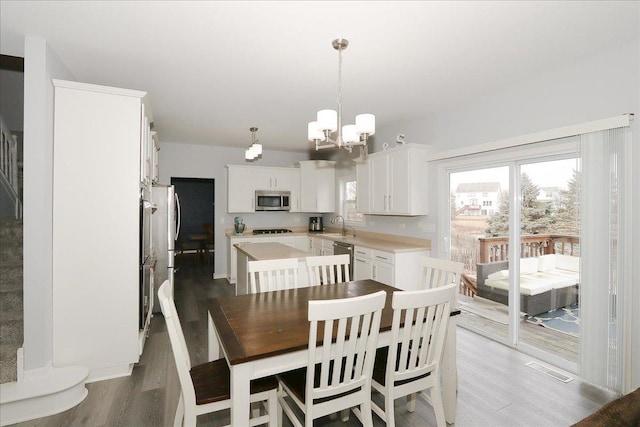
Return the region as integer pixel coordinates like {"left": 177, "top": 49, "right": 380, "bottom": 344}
{"left": 580, "top": 127, "right": 632, "bottom": 393}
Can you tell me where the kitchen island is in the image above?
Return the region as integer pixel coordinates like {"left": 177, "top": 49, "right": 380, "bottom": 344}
{"left": 234, "top": 242, "right": 312, "bottom": 295}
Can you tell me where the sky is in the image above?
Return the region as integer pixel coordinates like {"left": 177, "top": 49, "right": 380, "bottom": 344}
{"left": 450, "top": 158, "right": 579, "bottom": 192}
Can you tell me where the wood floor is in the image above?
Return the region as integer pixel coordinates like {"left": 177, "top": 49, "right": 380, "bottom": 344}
{"left": 12, "top": 255, "right": 616, "bottom": 426}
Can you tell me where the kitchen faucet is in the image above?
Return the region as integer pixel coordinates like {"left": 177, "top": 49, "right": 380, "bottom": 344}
{"left": 331, "top": 215, "right": 346, "bottom": 236}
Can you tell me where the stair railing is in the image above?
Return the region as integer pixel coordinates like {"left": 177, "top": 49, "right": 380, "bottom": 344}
{"left": 0, "top": 114, "right": 22, "bottom": 219}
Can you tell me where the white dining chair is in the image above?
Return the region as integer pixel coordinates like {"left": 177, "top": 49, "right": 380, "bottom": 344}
{"left": 362, "top": 283, "right": 457, "bottom": 427}
{"left": 305, "top": 254, "right": 351, "bottom": 286}
{"left": 276, "top": 290, "right": 387, "bottom": 427}
{"left": 158, "top": 280, "right": 278, "bottom": 427}
{"left": 247, "top": 258, "right": 300, "bottom": 293}
{"left": 420, "top": 256, "right": 464, "bottom": 289}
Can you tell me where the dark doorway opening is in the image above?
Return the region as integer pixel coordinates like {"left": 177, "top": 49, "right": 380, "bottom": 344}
{"left": 171, "top": 177, "right": 215, "bottom": 274}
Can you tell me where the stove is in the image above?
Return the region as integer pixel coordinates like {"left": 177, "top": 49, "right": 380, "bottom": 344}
{"left": 252, "top": 228, "right": 293, "bottom": 235}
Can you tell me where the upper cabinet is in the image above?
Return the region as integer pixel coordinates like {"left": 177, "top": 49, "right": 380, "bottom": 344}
{"left": 227, "top": 161, "right": 334, "bottom": 213}
{"left": 357, "top": 144, "right": 429, "bottom": 216}
{"left": 227, "top": 165, "right": 301, "bottom": 213}
{"left": 299, "top": 160, "right": 336, "bottom": 213}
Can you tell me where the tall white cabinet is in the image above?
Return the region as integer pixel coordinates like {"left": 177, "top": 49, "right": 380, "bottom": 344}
{"left": 51, "top": 80, "right": 152, "bottom": 382}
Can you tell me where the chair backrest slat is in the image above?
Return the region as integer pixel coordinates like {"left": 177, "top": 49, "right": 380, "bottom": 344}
{"left": 388, "top": 284, "right": 456, "bottom": 384}
{"left": 306, "top": 254, "right": 351, "bottom": 286}
{"left": 420, "top": 256, "right": 464, "bottom": 290}
{"left": 248, "top": 258, "right": 300, "bottom": 293}
{"left": 306, "top": 291, "right": 386, "bottom": 404}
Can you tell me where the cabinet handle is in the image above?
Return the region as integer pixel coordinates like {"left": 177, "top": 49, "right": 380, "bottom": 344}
{"left": 356, "top": 259, "right": 365, "bottom": 263}
{"left": 388, "top": 194, "right": 392, "bottom": 211}
{"left": 373, "top": 265, "right": 377, "bottom": 279}
{"left": 275, "top": 178, "right": 278, "bottom": 187}
{"left": 376, "top": 255, "right": 389, "bottom": 261}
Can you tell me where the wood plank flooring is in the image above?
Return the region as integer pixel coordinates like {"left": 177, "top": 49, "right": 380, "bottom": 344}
{"left": 11, "top": 255, "right": 615, "bottom": 426}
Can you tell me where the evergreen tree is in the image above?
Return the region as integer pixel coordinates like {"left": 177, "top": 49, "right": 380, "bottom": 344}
{"left": 485, "top": 172, "right": 553, "bottom": 236}
{"left": 554, "top": 169, "right": 580, "bottom": 234}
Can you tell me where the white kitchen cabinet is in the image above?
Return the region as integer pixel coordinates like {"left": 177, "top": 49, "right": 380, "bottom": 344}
{"left": 226, "top": 165, "right": 300, "bottom": 213}
{"left": 227, "top": 166, "right": 257, "bottom": 212}
{"left": 361, "top": 144, "right": 430, "bottom": 215}
{"left": 353, "top": 246, "right": 373, "bottom": 280}
{"left": 372, "top": 250, "right": 395, "bottom": 285}
{"left": 51, "top": 79, "right": 152, "bottom": 382}
{"left": 355, "top": 161, "right": 370, "bottom": 213}
{"left": 352, "top": 244, "right": 429, "bottom": 289}
{"left": 299, "top": 160, "right": 336, "bottom": 213}
{"left": 309, "top": 236, "right": 334, "bottom": 256}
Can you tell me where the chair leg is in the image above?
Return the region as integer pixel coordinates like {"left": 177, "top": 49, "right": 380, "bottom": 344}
{"left": 406, "top": 392, "right": 417, "bottom": 412}
{"left": 430, "top": 383, "right": 446, "bottom": 427}
{"left": 340, "top": 408, "right": 350, "bottom": 422}
{"left": 267, "top": 389, "right": 279, "bottom": 427}
{"left": 359, "top": 401, "right": 375, "bottom": 426}
{"left": 385, "top": 391, "right": 396, "bottom": 427}
{"left": 174, "top": 394, "right": 184, "bottom": 427}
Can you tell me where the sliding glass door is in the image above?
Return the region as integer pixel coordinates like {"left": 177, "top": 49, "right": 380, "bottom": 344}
{"left": 444, "top": 150, "right": 582, "bottom": 370}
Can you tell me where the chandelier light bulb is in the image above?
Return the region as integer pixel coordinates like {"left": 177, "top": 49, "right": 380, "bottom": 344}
{"left": 355, "top": 114, "right": 375, "bottom": 136}
{"left": 342, "top": 125, "right": 359, "bottom": 143}
{"left": 308, "top": 122, "right": 323, "bottom": 141}
{"left": 317, "top": 109, "right": 338, "bottom": 132}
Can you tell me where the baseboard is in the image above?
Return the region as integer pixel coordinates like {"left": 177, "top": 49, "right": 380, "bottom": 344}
{"left": 0, "top": 366, "right": 88, "bottom": 426}
{"left": 85, "top": 363, "right": 134, "bottom": 384}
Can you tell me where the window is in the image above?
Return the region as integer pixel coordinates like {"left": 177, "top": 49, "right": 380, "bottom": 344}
{"left": 339, "top": 176, "right": 364, "bottom": 225}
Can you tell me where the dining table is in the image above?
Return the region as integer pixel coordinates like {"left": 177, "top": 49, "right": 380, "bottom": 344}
{"left": 207, "top": 279, "right": 459, "bottom": 425}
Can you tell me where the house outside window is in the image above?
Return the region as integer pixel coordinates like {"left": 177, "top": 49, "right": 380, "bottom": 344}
{"left": 339, "top": 176, "right": 364, "bottom": 224}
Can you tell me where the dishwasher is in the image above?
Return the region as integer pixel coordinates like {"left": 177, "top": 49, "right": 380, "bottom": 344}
{"left": 332, "top": 241, "right": 354, "bottom": 278}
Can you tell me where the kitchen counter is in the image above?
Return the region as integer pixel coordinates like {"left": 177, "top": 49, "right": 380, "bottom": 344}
{"left": 233, "top": 242, "right": 312, "bottom": 295}
{"left": 227, "top": 228, "right": 429, "bottom": 254}
{"left": 234, "top": 242, "right": 311, "bottom": 261}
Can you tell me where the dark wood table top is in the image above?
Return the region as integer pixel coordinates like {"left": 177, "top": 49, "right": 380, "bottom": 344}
{"left": 208, "top": 280, "right": 398, "bottom": 365}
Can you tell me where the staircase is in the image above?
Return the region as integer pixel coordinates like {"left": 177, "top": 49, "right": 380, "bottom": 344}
{"left": 0, "top": 219, "right": 22, "bottom": 384}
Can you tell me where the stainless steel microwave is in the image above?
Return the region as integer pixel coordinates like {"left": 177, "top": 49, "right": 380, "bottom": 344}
{"left": 255, "top": 190, "right": 291, "bottom": 211}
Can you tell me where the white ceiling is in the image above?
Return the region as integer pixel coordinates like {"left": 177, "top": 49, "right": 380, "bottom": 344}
{"left": 1, "top": 1, "right": 638, "bottom": 153}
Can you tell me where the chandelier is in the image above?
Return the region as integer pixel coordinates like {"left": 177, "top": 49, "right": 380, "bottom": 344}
{"left": 307, "top": 38, "right": 375, "bottom": 152}
{"left": 244, "top": 127, "right": 262, "bottom": 161}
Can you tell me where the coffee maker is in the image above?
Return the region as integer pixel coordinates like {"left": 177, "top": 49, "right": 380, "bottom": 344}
{"left": 309, "top": 216, "right": 323, "bottom": 232}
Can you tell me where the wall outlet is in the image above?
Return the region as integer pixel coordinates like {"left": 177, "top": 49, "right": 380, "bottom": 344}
{"left": 294, "top": 217, "right": 300, "bottom": 223}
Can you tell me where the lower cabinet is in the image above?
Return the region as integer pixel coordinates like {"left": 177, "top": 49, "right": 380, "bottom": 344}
{"left": 353, "top": 245, "right": 429, "bottom": 290}
{"left": 309, "top": 236, "right": 334, "bottom": 256}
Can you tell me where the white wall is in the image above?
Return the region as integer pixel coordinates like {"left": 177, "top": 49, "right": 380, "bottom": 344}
{"left": 370, "top": 41, "right": 640, "bottom": 390}
{"left": 158, "top": 142, "right": 310, "bottom": 278}
{"left": 22, "top": 37, "right": 75, "bottom": 370}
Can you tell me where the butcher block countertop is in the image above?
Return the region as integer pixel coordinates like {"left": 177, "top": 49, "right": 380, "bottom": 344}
{"left": 234, "top": 242, "right": 311, "bottom": 261}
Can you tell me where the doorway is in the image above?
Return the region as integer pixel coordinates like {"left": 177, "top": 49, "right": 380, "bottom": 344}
{"left": 171, "top": 177, "right": 215, "bottom": 273}
{"left": 446, "top": 154, "right": 581, "bottom": 371}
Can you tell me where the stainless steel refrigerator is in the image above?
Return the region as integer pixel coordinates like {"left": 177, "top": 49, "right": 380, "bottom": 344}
{"left": 151, "top": 185, "right": 180, "bottom": 312}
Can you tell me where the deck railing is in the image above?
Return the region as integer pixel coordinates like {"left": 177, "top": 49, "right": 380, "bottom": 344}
{"left": 478, "top": 234, "right": 580, "bottom": 263}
